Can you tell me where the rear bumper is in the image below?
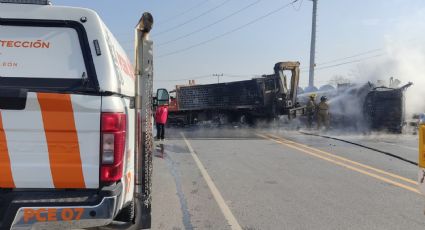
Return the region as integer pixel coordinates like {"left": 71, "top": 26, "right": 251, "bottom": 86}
{"left": 0, "top": 183, "right": 122, "bottom": 230}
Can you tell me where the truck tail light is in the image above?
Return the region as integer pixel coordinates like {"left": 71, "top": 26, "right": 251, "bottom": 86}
{"left": 100, "top": 113, "right": 126, "bottom": 183}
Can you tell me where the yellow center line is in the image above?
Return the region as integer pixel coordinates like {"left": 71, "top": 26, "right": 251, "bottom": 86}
{"left": 257, "top": 133, "right": 420, "bottom": 195}
{"left": 266, "top": 133, "right": 417, "bottom": 185}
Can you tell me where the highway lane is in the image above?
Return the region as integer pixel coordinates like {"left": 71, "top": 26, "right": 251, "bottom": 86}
{"left": 270, "top": 130, "right": 419, "bottom": 181}
{"left": 151, "top": 128, "right": 425, "bottom": 230}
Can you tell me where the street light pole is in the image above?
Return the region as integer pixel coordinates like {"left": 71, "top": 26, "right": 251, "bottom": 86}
{"left": 213, "top": 73, "right": 223, "bottom": 84}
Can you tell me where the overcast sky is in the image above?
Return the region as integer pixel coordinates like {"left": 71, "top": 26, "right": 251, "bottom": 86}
{"left": 53, "top": 0, "right": 425, "bottom": 90}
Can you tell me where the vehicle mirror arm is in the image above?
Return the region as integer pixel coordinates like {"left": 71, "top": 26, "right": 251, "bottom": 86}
{"left": 81, "top": 72, "right": 89, "bottom": 87}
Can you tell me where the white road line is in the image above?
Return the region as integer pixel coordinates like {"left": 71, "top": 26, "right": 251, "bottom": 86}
{"left": 181, "top": 132, "right": 243, "bottom": 230}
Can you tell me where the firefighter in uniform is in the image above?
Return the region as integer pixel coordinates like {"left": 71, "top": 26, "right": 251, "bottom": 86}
{"left": 306, "top": 94, "right": 317, "bottom": 128}
{"left": 317, "top": 96, "right": 330, "bottom": 130}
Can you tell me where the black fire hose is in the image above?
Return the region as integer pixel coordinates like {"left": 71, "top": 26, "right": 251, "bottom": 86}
{"left": 298, "top": 131, "right": 418, "bottom": 166}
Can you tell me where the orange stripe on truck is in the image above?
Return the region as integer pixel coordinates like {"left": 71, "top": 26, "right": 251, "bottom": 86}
{"left": 0, "top": 112, "right": 15, "bottom": 188}
{"left": 37, "top": 93, "right": 86, "bottom": 188}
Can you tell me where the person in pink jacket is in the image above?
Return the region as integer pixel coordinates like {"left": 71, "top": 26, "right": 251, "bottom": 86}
{"left": 155, "top": 104, "right": 168, "bottom": 141}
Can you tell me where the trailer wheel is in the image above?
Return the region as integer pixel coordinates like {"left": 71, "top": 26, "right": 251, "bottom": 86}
{"left": 239, "top": 115, "right": 247, "bottom": 124}
{"left": 271, "top": 103, "right": 277, "bottom": 117}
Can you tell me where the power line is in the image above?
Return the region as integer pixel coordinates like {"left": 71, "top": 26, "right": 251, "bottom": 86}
{"left": 156, "top": 53, "right": 385, "bottom": 83}
{"left": 157, "top": 0, "right": 300, "bottom": 58}
{"left": 157, "top": 0, "right": 262, "bottom": 47}
{"left": 224, "top": 73, "right": 262, "bottom": 78}
{"left": 154, "top": 74, "right": 213, "bottom": 82}
{"left": 152, "top": 0, "right": 233, "bottom": 37}
{"left": 154, "top": 73, "right": 259, "bottom": 83}
{"left": 315, "top": 54, "right": 384, "bottom": 70}
{"left": 292, "top": 0, "right": 304, "bottom": 11}
{"left": 300, "top": 54, "right": 384, "bottom": 72}
{"left": 300, "top": 48, "right": 385, "bottom": 71}
{"left": 315, "top": 48, "right": 383, "bottom": 66}
{"left": 157, "top": 0, "right": 210, "bottom": 25}
{"left": 115, "top": 0, "right": 209, "bottom": 39}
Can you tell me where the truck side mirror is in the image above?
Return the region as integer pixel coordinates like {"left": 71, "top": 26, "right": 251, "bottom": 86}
{"left": 156, "top": 88, "right": 169, "bottom": 106}
{"left": 152, "top": 97, "right": 158, "bottom": 107}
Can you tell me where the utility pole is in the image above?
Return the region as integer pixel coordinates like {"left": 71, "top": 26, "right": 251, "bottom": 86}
{"left": 213, "top": 73, "right": 223, "bottom": 84}
{"left": 308, "top": 0, "right": 318, "bottom": 91}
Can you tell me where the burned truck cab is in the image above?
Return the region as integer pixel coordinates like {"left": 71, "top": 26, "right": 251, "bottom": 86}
{"left": 261, "top": 61, "right": 304, "bottom": 118}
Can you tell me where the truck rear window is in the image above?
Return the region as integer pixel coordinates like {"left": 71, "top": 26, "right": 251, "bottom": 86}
{"left": 0, "top": 26, "right": 86, "bottom": 79}
{"left": 0, "top": 20, "right": 98, "bottom": 92}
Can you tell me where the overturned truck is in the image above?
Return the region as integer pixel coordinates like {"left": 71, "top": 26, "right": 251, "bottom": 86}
{"left": 306, "top": 82, "right": 413, "bottom": 133}
{"left": 363, "top": 83, "right": 413, "bottom": 133}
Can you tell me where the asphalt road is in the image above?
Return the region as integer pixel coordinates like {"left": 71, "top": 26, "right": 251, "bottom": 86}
{"left": 151, "top": 127, "right": 425, "bottom": 230}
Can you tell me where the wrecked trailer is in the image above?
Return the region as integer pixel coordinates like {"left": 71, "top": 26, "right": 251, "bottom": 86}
{"left": 364, "top": 82, "right": 413, "bottom": 133}
{"left": 171, "top": 79, "right": 264, "bottom": 125}
{"left": 298, "top": 82, "right": 412, "bottom": 133}
{"left": 167, "top": 62, "right": 306, "bottom": 126}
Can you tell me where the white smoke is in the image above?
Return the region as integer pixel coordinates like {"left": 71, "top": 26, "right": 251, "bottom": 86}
{"left": 387, "top": 45, "right": 425, "bottom": 116}
{"left": 354, "top": 8, "right": 425, "bottom": 116}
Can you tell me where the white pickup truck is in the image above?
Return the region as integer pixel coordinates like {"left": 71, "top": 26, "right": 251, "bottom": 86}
{"left": 0, "top": 1, "right": 166, "bottom": 229}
